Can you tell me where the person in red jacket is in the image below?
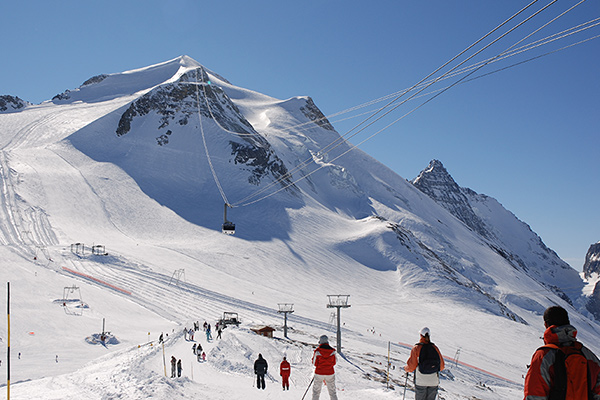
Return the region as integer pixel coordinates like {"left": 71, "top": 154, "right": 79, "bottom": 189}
{"left": 312, "top": 335, "right": 338, "bottom": 400}
{"left": 280, "top": 356, "right": 291, "bottom": 390}
{"left": 524, "top": 306, "right": 600, "bottom": 400}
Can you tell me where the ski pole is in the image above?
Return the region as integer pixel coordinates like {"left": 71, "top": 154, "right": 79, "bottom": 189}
{"left": 402, "top": 372, "right": 409, "bottom": 400}
{"left": 301, "top": 376, "right": 315, "bottom": 400}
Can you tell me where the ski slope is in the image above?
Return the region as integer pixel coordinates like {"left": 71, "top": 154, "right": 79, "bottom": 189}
{"left": 0, "top": 55, "right": 598, "bottom": 399}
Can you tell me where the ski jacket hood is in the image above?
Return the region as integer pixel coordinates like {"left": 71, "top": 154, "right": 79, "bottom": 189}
{"left": 543, "top": 324, "right": 577, "bottom": 347}
{"left": 313, "top": 343, "right": 336, "bottom": 375}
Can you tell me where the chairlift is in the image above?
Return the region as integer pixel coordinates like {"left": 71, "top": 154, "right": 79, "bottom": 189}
{"left": 222, "top": 203, "right": 235, "bottom": 235}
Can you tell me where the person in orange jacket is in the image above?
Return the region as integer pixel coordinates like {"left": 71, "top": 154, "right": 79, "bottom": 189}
{"left": 524, "top": 305, "right": 600, "bottom": 399}
{"left": 404, "top": 327, "right": 445, "bottom": 400}
{"left": 312, "top": 335, "right": 338, "bottom": 400}
{"left": 280, "top": 356, "right": 291, "bottom": 390}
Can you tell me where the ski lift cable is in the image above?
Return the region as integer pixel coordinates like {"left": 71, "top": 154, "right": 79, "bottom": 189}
{"left": 233, "top": 0, "right": 559, "bottom": 207}
{"left": 299, "top": 0, "right": 546, "bottom": 158}
{"left": 235, "top": 1, "right": 588, "bottom": 208}
{"left": 193, "top": 69, "right": 230, "bottom": 205}
{"left": 231, "top": 0, "right": 558, "bottom": 205}
{"left": 291, "top": 15, "right": 600, "bottom": 134}
{"left": 280, "top": 0, "right": 542, "bottom": 139}
{"left": 198, "top": 67, "right": 258, "bottom": 138}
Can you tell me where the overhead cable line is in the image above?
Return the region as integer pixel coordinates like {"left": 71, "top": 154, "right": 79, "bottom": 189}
{"left": 238, "top": 0, "right": 596, "bottom": 207}
{"left": 290, "top": 15, "right": 600, "bottom": 133}
{"left": 232, "top": 0, "right": 553, "bottom": 207}
{"left": 193, "top": 69, "right": 230, "bottom": 206}
{"left": 198, "top": 68, "right": 258, "bottom": 138}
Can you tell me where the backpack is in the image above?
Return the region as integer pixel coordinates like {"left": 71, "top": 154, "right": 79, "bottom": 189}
{"left": 417, "top": 342, "right": 441, "bottom": 374}
{"left": 541, "top": 343, "right": 592, "bottom": 400}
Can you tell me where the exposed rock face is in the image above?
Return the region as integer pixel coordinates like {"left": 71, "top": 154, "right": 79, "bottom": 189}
{"left": 82, "top": 74, "right": 109, "bottom": 87}
{"left": 411, "top": 159, "right": 489, "bottom": 237}
{"left": 587, "top": 281, "right": 600, "bottom": 320}
{"left": 583, "top": 242, "right": 600, "bottom": 278}
{"left": 115, "top": 67, "right": 294, "bottom": 189}
{"left": 300, "top": 97, "right": 335, "bottom": 131}
{"left": 0, "top": 95, "right": 29, "bottom": 112}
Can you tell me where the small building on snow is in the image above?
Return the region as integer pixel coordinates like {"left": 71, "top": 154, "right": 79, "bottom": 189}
{"left": 251, "top": 326, "right": 275, "bottom": 338}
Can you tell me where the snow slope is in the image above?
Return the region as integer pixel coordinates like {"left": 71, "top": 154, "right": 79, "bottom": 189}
{"left": 0, "top": 55, "right": 598, "bottom": 399}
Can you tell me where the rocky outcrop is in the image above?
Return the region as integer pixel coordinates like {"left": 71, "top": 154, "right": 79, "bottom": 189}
{"left": 583, "top": 242, "right": 600, "bottom": 278}
{"left": 0, "top": 95, "right": 29, "bottom": 112}
{"left": 300, "top": 97, "right": 335, "bottom": 131}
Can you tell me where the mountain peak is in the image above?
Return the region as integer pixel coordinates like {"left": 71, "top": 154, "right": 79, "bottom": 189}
{"left": 412, "top": 159, "right": 459, "bottom": 193}
{"left": 412, "top": 159, "right": 489, "bottom": 237}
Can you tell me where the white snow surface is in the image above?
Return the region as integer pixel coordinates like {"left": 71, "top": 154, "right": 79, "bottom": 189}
{"left": 0, "top": 55, "right": 598, "bottom": 399}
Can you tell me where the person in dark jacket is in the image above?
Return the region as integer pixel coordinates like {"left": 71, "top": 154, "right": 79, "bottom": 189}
{"left": 254, "top": 353, "right": 268, "bottom": 390}
{"left": 312, "top": 335, "right": 338, "bottom": 400}
{"left": 170, "top": 356, "right": 177, "bottom": 378}
{"left": 177, "top": 359, "right": 182, "bottom": 378}
{"left": 524, "top": 306, "right": 600, "bottom": 399}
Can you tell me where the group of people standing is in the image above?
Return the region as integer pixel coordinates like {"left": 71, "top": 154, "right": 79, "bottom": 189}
{"left": 168, "top": 305, "right": 600, "bottom": 399}
{"left": 253, "top": 334, "right": 338, "bottom": 399}
{"left": 402, "top": 305, "right": 600, "bottom": 400}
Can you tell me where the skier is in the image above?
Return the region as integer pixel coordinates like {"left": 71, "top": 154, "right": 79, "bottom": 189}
{"left": 312, "top": 335, "right": 338, "bottom": 400}
{"left": 170, "top": 356, "right": 177, "bottom": 378}
{"left": 192, "top": 343, "right": 197, "bottom": 354}
{"left": 254, "top": 353, "right": 268, "bottom": 390}
{"left": 524, "top": 305, "right": 600, "bottom": 399}
{"left": 196, "top": 343, "right": 203, "bottom": 362}
{"left": 217, "top": 326, "right": 222, "bottom": 340}
{"left": 158, "top": 333, "right": 164, "bottom": 344}
{"left": 177, "top": 359, "right": 182, "bottom": 378}
{"left": 189, "top": 328, "right": 194, "bottom": 341}
{"left": 202, "top": 351, "right": 206, "bottom": 362}
{"left": 206, "top": 325, "right": 212, "bottom": 341}
{"left": 404, "top": 327, "right": 444, "bottom": 400}
{"left": 203, "top": 321, "right": 208, "bottom": 331}
{"left": 280, "top": 356, "right": 291, "bottom": 390}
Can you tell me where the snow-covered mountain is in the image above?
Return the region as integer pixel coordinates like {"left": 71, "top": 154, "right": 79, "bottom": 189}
{"left": 411, "top": 159, "right": 594, "bottom": 315}
{"left": 0, "top": 55, "right": 598, "bottom": 399}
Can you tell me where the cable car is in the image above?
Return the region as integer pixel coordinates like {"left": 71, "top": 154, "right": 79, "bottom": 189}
{"left": 222, "top": 203, "right": 235, "bottom": 235}
{"left": 222, "top": 221, "right": 235, "bottom": 235}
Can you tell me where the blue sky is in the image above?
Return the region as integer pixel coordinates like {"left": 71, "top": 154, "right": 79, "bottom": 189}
{"left": 1, "top": 1, "right": 598, "bottom": 269}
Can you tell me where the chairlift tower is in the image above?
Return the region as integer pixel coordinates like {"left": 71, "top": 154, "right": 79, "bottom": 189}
{"left": 277, "top": 303, "right": 294, "bottom": 338}
{"left": 169, "top": 269, "right": 186, "bottom": 288}
{"left": 327, "top": 295, "right": 350, "bottom": 354}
